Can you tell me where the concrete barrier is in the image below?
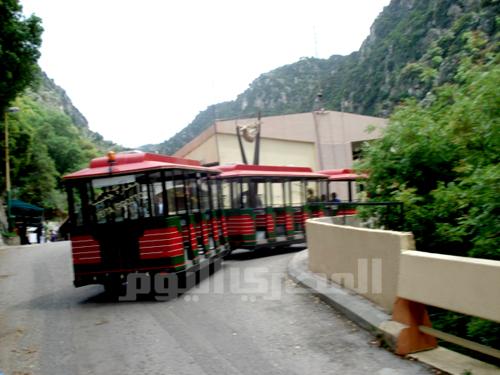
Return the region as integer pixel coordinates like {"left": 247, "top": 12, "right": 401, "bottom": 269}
{"left": 397, "top": 250, "right": 500, "bottom": 323}
{"left": 307, "top": 217, "right": 500, "bottom": 357}
{"left": 307, "top": 217, "right": 415, "bottom": 312}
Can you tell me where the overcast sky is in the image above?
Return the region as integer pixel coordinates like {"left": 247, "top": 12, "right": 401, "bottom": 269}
{"left": 20, "top": 0, "right": 390, "bottom": 148}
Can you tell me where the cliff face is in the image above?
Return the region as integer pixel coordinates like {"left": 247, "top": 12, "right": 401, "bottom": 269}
{"left": 0, "top": 71, "right": 121, "bottom": 215}
{"left": 29, "top": 71, "right": 89, "bottom": 129}
{"left": 27, "top": 72, "right": 121, "bottom": 150}
{"left": 142, "top": 0, "right": 498, "bottom": 156}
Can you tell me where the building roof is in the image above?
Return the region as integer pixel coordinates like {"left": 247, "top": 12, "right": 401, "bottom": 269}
{"left": 63, "top": 151, "right": 219, "bottom": 180}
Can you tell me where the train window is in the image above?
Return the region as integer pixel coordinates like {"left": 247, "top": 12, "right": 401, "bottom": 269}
{"left": 166, "top": 179, "right": 176, "bottom": 215}
{"left": 137, "top": 175, "right": 152, "bottom": 218}
{"left": 149, "top": 172, "right": 164, "bottom": 216}
{"left": 230, "top": 181, "right": 241, "bottom": 209}
{"left": 306, "top": 180, "right": 319, "bottom": 202}
{"left": 239, "top": 181, "right": 249, "bottom": 208}
{"left": 266, "top": 182, "right": 273, "bottom": 207}
{"left": 291, "top": 181, "right": 303, "bottom": 206}
{"left": 88, "top": 175, "right": 142, "bottom": 223}
{"left": 318, "top": 180, "right": 327, "bottom": 202}
{"left": 199, "top": 178, "right": 210, "bottom": 211}
{"left": 271, "top": 182, "right": 284, "bottom": 207}
{"left": 221, "top": 181, "right": 231, "bottom": 209}
{"left": 185, "top": 178, "right": 199, "bottom": 212}
{"left": 256, "top": 182, "right": 265, "bottom": 208}
{"left": 284, "top": 181, "right": 292, "bottom": 206}
{"left": 174, "top": 178, "right": 187, "bottom": 214}
{"left": 209, "top": 180, "right": 219, "bottom": 210}
{"left": 67, "top": 185, "right": 84, "bottom": 227}
{"left": 126, "top": 183, "right": 140, "bottom": 220}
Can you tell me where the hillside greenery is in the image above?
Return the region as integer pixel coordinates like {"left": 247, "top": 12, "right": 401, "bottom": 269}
{"left": 0, "top": 0, "right": 43, "bottom": 112}
{"left": 358, "top": 50, "right": 499, "bottom": 259}
{"left": 357, "top": 33, "right": 499, "bottom": 353}
{"left": 144, "top": 0, "right": 499, "bottom": 156}
{"left": 2, "top": 91, "right": 111, "bottom": 218}
{"left": 0, "top": 1, "right": 119, "bottom": 223}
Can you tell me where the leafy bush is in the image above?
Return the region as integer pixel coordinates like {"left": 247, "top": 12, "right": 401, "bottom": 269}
{"left": 358, "top": 55, "right": 499, "bottom": 260}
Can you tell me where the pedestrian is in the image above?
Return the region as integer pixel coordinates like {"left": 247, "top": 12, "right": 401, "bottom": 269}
{"left": 36, "top": 224, "right": 43, "bottom": 244}
{"left": 306, "top": 188, "right": 317, "bottom": 202}
{"left": 330, "top": 192, "right": 341, "bottom": 203}
{"left": 19, "top": 224, "right": 29, "bottom": 245}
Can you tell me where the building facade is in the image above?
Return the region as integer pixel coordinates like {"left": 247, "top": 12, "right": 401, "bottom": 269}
{"left": 174, "top": 111, "right": 387, "bottom": 171}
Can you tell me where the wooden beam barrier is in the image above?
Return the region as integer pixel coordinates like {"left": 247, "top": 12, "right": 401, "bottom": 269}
{"left": 418, "top": 325, "right": 500, "bottom": 360}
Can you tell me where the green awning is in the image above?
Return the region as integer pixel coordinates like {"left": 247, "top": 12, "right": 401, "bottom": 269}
{"left": 10, "top": 199, "right": 44, "bottom": 216}
{"left": 9, "top": 199, "right": 44, "bottom": 227}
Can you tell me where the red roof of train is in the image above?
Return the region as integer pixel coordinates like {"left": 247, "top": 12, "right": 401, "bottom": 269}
{"left": 213, "top": 164, "right": 328, "bottom": 179}
{"left": 63, "top": 151, "right": 219, "bottom": 180}
{"left": 318, "top": 168, "right": 367, "bottom": 181}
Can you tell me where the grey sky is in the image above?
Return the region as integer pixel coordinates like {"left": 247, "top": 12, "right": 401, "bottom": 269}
{"left": 21, "top": 0, "right": 390, "bottom": 148}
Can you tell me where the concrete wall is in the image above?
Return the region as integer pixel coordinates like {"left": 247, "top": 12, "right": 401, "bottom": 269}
{"left": 175, "top": 125, "right": 216, "bottom": 161}
{"left": 184, "top": 133, "right": 219, "bottom": 165}
{"left": 174, "top": 111, "right": 387, "bottom": 171}
{"left": 216, "top": 133, "right": 317, "bottom": 169}
{"left": 398, "top": 251, "right": 500, "bottom": 323}
{"left": 328, "top": 215, "right": 363, "bottom": 227}
{"left": 216, "top": 112, "right": 317, "bottom": 143}
{"left": 307, "top": 218, "right": 500, "bottom": 323}
{"left": 307, "top": 217, "right": 415, "bottom": 312}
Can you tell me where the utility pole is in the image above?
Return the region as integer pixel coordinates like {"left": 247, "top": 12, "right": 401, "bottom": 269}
{"left": 5, "top": 107, "right": 19, "bottom": 231}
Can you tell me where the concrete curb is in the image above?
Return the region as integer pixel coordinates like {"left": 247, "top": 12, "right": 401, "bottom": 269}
{"left": 287, "top": 249, "right": 391, "bottom": 337}
{"left": 287, "top": 249, "right": 500, "bottom": 375}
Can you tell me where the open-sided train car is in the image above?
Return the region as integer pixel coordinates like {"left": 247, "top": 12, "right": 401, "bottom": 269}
{"left": 63, "top": 151, "right": 229, "bottom": 291}
{"left": 318, "top": 168, "right": 366, "bottom": 215}
{"left": 212, "top": 164, "right": 328, "bottom": 251}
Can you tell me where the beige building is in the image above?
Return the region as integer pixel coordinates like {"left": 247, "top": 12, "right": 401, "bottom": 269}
{"left": 174, "top": 111, "right": 388, "bottom": 171}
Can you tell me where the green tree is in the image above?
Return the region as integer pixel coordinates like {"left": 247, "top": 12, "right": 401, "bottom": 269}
{"left": 5, "top": 96, "right": 102, "bottom": 214}
{"left": 358, "top": 56, "right": 499, "bottom": 260}
{"left": 357, "top": 55, "right": 500, "bottom": 355}
{"left": 0, "top": 0, "right": 43, "bottom": 112}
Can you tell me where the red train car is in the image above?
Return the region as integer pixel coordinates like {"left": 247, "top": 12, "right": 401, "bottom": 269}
{"left": 318, "top": 168, "right": 367, "bottom": 215}
{"left": 63, "top": 151, "right": 229, "bottom": 291}
{"left": 212, "top": 164, "right": 328, "bottom": 251}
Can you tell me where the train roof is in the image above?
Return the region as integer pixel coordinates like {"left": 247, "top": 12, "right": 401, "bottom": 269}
{"left": 318, "top": 168, "right": 367, "bottom": 181}
{"left": 63, "top": 151, "right": 220, "bottom": 180}
{"left": 212, "top": 164, "right": 328, "bottom": 179}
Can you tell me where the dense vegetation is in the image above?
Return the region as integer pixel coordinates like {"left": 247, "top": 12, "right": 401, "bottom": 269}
{"left": 3, "top": 92, "right": 105, "bottom": 217}
{"left": 357, "top": 27, "right": 499, "bottom": 354}
{"left": 0, "top": 0, "right": 42, "bottom": 112}
{"left": 0, "top": 1, "right": 119, "bottom": 224}
{"left": 144, "top": 0, "right": 499, "bottom": 156}
{"left": 359, "top": 55, "right": 499, "bottom": 261}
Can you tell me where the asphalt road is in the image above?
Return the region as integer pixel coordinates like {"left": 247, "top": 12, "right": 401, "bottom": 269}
{"left": 0, "top": 242, "right": 431, "bottom": 375}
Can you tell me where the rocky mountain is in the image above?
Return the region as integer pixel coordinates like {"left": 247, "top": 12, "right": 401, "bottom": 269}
{"left": 1, "top": 71, "right": 122, "bottom": 216}
{"left": 142, "top": 0, "right": 498, "bottom": 155}
{"left": 28, "top": 72, "right": 120, "bottom": 151}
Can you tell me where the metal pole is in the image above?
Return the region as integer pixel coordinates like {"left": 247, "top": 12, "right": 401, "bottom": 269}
{"left": 4, "top": 112, "right": 11, "bottom": 231}
{"left": 236, "top": 126, "right": 248, "bottom": 165}
{"left": 4, "top": 107, "right": 19, "bottom": 232}
{"left": 253, "top": 112, "right": 261, "bottom": 165}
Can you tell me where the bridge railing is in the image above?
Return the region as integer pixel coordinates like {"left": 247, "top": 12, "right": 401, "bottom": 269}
{"left": 394, "top": 250, "right": 500, "bottom": 358}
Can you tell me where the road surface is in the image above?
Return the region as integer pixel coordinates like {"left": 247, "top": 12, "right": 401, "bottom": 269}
{"left": 0, "top": 242, "right": 431, "bottom": 375}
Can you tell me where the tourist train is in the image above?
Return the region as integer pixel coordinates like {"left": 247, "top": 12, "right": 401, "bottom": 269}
{"left": 63, "top": 151, "right": 363, "bottom": 290}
